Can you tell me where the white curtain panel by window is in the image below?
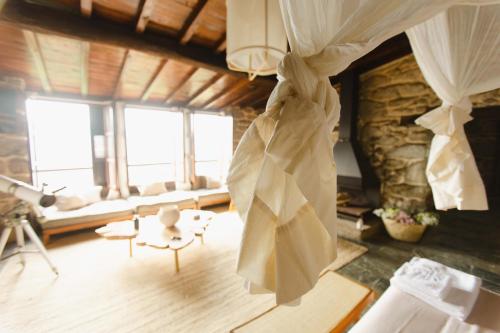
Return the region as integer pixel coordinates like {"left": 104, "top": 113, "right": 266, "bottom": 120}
{"left": 228, "top": 0, "right": 485, "bottom": 305}
{"left": 406, "top": 4, "right": 500, "bottom": 211}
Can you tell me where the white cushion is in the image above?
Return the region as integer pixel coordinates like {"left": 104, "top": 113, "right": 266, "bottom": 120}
{"left": 139, "top": 182, "right": 167, "bottom": 196}
{"left": 54, "top": 186, "right": 103, "bottom": 211}
{"left": 175, "top": 181, "right": 192, "bottom": 191}
{"left": 206, "top": 177, "right": 222, "bottom": 189}
{"left": 54, "top": 193, "right": 87, "bottom": 211}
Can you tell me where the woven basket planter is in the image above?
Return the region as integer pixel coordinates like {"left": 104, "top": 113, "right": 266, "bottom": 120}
{"left": 382, "top": 217, "right": 427, "bottom": 243}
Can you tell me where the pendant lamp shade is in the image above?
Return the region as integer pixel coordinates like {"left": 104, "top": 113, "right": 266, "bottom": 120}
{"left": 226, "top": 0, "right": 287, "bottom": 80}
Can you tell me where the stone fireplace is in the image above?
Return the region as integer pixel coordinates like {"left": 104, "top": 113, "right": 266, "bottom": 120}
{"left": 358, "top": 54, "right": 500, "bottom": 211}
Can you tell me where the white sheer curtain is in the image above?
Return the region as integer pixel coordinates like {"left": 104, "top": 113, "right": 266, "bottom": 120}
{"left": 406, "top": 4, "right": 500, "bottom": 211}
{"left": 228, "top": 0, "right": 483, "bottom": 305}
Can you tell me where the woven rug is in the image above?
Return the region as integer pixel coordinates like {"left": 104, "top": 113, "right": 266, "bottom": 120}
{"left": 0, "top": 212, "right": 367, "bottom": 333}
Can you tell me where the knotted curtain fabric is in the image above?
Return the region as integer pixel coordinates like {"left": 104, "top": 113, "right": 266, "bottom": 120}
{"left": 407, "top": 4, "right": 500, "bottom": 210}
{"left": 228, "top": 0, "right": 488, "bottom": 304}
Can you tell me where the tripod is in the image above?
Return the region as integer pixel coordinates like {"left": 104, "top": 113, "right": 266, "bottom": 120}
{"left": 0, "top": 202, "right": 58, "bottom": 274}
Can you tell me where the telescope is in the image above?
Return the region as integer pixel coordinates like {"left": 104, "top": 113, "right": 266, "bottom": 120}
{"left": 0, "top": 175, "right": 56, "bottom": 207}
{"left": 0, "top": 175, "right": 58, "bottom": 274}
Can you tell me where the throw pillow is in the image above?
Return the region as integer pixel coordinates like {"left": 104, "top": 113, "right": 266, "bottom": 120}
{"left": 129, "top": 185, "right": 140, "bottom": 196}
{"left": 106, "top": 188, "right": 121, "bottom": 200}
{"left": 164, "top": 181, "right": 176, "bottom": 191}
{"left": 139, "top": 182, "right": 167, "bottom": 196}
{"left": 81, "top": 186, "right": 102, "bottom": 205}
{"left": 191, "top": 176, "right": 207, "bottom": 190}
{"left": 206, "top": 177, "right": 221, "bottom": 189}
{"left": 175, "top": 181, "right": 192, "bottom": 191}
{"left": 54, "top": 186, "right": 103, "bottom": 211}
{"left": 54, "top": 191, "right": 87, "bottom": 211}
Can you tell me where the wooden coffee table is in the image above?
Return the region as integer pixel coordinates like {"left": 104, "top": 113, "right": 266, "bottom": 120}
{"left": 96, "top": 210, "right": 216, "bottom": 272}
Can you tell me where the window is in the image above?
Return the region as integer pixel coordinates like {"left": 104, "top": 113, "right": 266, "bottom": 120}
{"left": 125, "top": 107, "right": 184, "bottom": 185}
{"left": 26, "top": 99, "right": 94, "bottom": 189}
{"left": 193, "top": 113, "right": 233, "bottom": 181}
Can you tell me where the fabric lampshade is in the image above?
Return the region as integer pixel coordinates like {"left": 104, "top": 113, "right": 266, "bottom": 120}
{"left": 226, "top": 0, "right": 287, "bottom": 79}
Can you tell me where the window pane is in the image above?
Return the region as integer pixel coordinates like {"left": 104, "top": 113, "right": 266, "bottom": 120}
{"left": 194, "top": 161, "right": 221, "bottom": 179}
{"left": 127, "top": 164, "right": 174, "bottom": 186}
{"left": 125, "top": 108, "right": 184, "bottom": 184}
{"left": 26, "top": 99, "right": 94, "bottom": 188}
{"left": 34, "top": 169, "right": 94, "bottom": 190}
{"left": 193, "top": 113, "right": 233, "bottom": 181}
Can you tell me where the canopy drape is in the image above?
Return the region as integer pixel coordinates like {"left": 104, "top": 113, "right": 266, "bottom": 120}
{"left": 406, "top": 4, "right": 500, "bottom": 211}
{"left": 227, "top": 0, "right": 492, "bottom": 305}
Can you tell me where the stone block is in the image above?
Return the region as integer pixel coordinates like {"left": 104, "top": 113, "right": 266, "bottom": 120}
{"left": 387, "top": 144, "right": 427, "bottom": 159}
{"left": 0, "top": 135, "right": 28, "bottom": 157}
{"left": 8, "top": 157, "right": 29, "bottom": 175}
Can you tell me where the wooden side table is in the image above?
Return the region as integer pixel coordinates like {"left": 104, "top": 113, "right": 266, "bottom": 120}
{"left": 95, "top": 221, "right": 138, "bottom": 257}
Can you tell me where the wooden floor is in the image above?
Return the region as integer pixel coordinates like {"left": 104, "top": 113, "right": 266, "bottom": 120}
{"left": 338, "top": 208, "right": 500, "bottom": 295}
{"left": 0, "top": 211, "right": 367, "bottom": 333}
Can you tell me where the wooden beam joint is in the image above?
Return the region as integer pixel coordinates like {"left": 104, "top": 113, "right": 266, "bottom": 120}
{"left": 80, "top": 0, "right": 92, "bottom": 18}
{"left": 135, "top": 0, "right": 155, "bottom": 33}
{"left": 179, "top": 0, "right": 209, "bottom": 45}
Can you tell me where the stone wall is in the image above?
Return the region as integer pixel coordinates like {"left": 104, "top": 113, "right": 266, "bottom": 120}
{"left": 227, "top": 106, "right": 261, "bottom": 151}
{"left": 358, "top": 54, "right": 500, "bottom": 211}
{"left": 0, "top": 89, "right": 31, "bottom": 240}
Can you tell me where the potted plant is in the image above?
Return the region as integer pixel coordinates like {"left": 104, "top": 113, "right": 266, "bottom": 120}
{"left": 373, "top": 208, "right": 439, "bottom": 242}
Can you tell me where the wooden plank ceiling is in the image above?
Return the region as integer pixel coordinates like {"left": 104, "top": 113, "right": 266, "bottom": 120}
{"left": 0, "top": 0, "right": 274, "bottom": 110}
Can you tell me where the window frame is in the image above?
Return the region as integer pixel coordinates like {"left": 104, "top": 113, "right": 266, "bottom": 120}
{"left": 192, "top": 111, "right": 233, "bottom": 181}
{"left": 123, "top": 105, "right": 185, "bottom": 186}
{"left": 26, "top": 98, "right": 95, "bottom": 189}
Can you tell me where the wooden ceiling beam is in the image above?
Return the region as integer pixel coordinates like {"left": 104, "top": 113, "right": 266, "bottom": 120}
{"left": 202, "top": 79, "right": 248, "bottom": 109}
{"left": 214, "top": 35, "right": 226, "bottom": 54}
{"left": 179, "top": 0, "right": 209, "bottom": 45}
{"left": 217, "top": 87, "right": 254, "bottom": 109}
{"left": 22, "top": 30, "right": 52, "bottom": 93}
{"left": 135, "top": 0, "right": 155, "bottom": 33}
{"left": 113, "top": 49, "right": 130, "bottom": 99}
{"left": 80, "top": 41, "right": 89, "bottom": 96}
{"left": 230, "top": 88, "right": 268, "bottom": 107}
{"left": 164, "top": 67, "right": 198, "bottom": 104}
{"left": 186, "top": 73, "right": 222, "bottom": 106}
{"left": 247, "top": 93, "right": 270, "bottom": 108}
{"left": 0, "top": 0, "right": 275, "bottom": 86}
{"left": 80, "top": 0, "right": 92, "bottom": 18}
{"left": 140, "top": 58, "right": 167, "bottom": 101}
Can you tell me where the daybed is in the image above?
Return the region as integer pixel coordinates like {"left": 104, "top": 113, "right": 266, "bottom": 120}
{"left": 349, "top": 284, "right": 500, "bottom": 332}
{"left": 38, "top": 199, "right": 135, "bottom": 245}
{"left": 36, "top": 183, "right": 230, "bottom": 244}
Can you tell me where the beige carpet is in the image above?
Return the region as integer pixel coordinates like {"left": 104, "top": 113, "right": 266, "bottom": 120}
{"left": 0, "top": 212, "right": 367, "bottom": 333}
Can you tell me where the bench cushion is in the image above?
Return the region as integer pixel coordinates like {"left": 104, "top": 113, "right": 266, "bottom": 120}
{"left": 193, "top": 187, "right": 230, "bottom": 208}
{"left": 39, "top": 199, "right": 135, "bottom": 230}
{"left": 127, "top": 191, "right": 197, "bottom": 216}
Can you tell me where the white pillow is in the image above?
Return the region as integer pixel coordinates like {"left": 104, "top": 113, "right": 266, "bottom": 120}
{"left": 55, "top": 192, "right": 87, "bottom": 211}
{"left": 175, "top": 181, "right": 192, "bottom": 191}
{"left": 54, "top": 186, "right": 102, "bottom": 211}
{"left": 106, "top": 188, "right": 120, "bottom": 200}
{"left": 81, "top": 186, "right": 103, "bottom": 205}
{"left": 139, "top": 182, "right": 167, "bottom": 196}
{"left": 206, "top": 177, "right": 221, "bottom": 189}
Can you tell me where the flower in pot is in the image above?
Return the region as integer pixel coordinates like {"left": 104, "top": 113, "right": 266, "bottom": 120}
{"left": 373, "top": 208, "right": 439, "bottom": 242}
